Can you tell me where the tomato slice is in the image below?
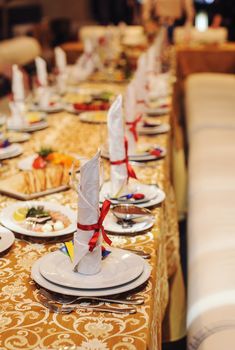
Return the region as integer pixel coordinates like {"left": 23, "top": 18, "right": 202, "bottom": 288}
{"left": 32, "top": 156, "right": 47, "bottom": 169}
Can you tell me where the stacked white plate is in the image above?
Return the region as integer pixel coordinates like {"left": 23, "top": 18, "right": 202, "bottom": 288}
{"left": 31, "top": 247, "right": 151, "bottom": 296}
{"left": 0, "top": 226, "right": 15, "bottom": 254}
{"left": 0, "top": 143, "right": 23, "bottom": 160}
{"left": 7, "top": 119, "right": 48, "bottom": 132}
{"left": 101, "top": 143, "right": 166, "bottom": 162}
{"left": 100, "top": 182, "right": 165, "bottom": 209}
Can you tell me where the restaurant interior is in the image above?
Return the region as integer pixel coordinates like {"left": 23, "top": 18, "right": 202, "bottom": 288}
{"left": 0, "top": 0, "right": 235, "bottom": 349}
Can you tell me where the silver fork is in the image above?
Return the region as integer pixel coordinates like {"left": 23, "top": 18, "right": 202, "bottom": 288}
{"left": 39, "top": 288, "right": 144, "bottom": 306}
{"left": 40, "top": 296, "right": 137, "bottom": 314}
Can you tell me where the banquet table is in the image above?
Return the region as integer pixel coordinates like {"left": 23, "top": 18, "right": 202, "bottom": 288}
{"left": 0, "top": 82, "right": 182, "bottom": 350}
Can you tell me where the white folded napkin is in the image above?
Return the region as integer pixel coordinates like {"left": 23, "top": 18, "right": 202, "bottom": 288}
{"left": 73, "top": 151, "right": 102, "bottom": 275}
{"left": 9, "top": 101, "right": 26, "bottom": 127}
{"left": 133, "top": 54, "right": 148, "bottom": 116}
{"left": 124, "top": 81, "right": 139, "bottom": 155}
{"left": 108, "top": 95, "right": 128, "bottom": 196}
{"left": 55, "top": 47, "right": 67, "bottom": 74}
{"left": 148, "top": 72, "right": 170, "bottom": 100}
{"left": 35, "top": 56, "right": 48, "bottom": 87}
{"left": 12, "top": 65, "right": 25, "bottom": 102}
{"left": 36, "top": 87, "right": 51, "bottom": 109}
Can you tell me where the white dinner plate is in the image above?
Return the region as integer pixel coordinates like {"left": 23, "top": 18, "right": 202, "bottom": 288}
{"left": 101, "top": 143, "right": 166, "bottom": 162}
{"left": 146, "top": 106, "right": 170, "bottom": 116}
{"left": 138, "top": 123, "right": 170, "bottom": 135}
{"left": 0, "top": 144, "right": 23, "bottom": 160}
{"left": 7, "top": 120, "right": 48, "bottom": 132}
{"left": 79, "top": 111, "right": 107, "bottom": 124}
{"left": 0, "top": 201, "right": 76, "bottom": 238}
{"left": 39, "top": 248, "right": 145, "bottom": 289}
{"left": 31, "top": 257, "right": 151, "bottom": 296}
{"left": 7, "top": 132, "right": 30, "bottom": 143}
{"left": 103, "top": 212, "right": 154, "bottom": 234}
{"left": 100, "top": 182, "right": 165, "bottom": 207}
{"left": 0, "top": 226, "right": 15, "bottom": 253}
{"left": 17, "top": 153, "right": 87, "bottom": 171}
{"left": 30, "top": 103, "right": 64, "bottom": 114}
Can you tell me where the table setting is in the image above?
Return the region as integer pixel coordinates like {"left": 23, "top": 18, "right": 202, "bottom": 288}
{"left": 0, "top": 28, "right": 182, "bottom": 350}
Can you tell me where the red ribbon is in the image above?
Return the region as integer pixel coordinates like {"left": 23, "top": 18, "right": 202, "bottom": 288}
{"left": 110, "top": 138, "right": 137, "bottom": 180}
{"left": 126, "top": 115, "right": 142, "bottom": 142}
{"left": 77, "top": 199, "right": 112, "bottom": 252}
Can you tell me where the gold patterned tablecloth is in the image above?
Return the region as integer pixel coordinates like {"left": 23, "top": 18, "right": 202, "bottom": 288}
{"left": 0, "top": 87, "right": 180, "bottom": 350}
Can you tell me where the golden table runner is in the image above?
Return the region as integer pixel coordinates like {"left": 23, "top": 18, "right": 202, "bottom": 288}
{"left": 0, "top": 90, "right": 180, "bottom": 350}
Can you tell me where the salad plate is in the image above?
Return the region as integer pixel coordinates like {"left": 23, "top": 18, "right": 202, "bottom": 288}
{"left": 31, "top": 257, "right": 151, "bottom": 297}
{"left": 39, "top": 248, "right": 145, "bottom": 289}
{"left": 0, "top": 226, "right": 15, "bottom": 253}
{"left": 0, "top": 201, "right": 76, "bottom": 238}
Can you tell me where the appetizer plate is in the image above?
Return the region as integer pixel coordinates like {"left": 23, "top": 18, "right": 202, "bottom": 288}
{"left": 101, "top": 143, "right": 166, "bottom": 162}
{"left": 7, "top": 132, "right": 30, "bottom": 143}
{"left": 39, "top": 248, "right": 145, "bottom": 289}
{"left": 0, "top": 144, "right": 23, "bottom": 160}
{"left": 0, "top": 226, "right": 15, "bottom": 253}
{"left": 100, "top": 182, "right": 165, "bottom": 207}
{"left": 103, "top": 212, "right": 154, "bottom": 234}
{"left": 17, "top": 153, "right": 87, "bottom": 171}
{"left": 0, "top": 201, "right": 76, "bottom": 238}
{"left": 138, "top": 123, "right": 170, "bottom": 135}
{"left": 31, "top": 257, "right": 151, "bottom": 297}
{"left": 7, "top": 120, "right": 48, "bottom": 133}
{"left": 79, "top": 111, "right": 107, "bottom": 124}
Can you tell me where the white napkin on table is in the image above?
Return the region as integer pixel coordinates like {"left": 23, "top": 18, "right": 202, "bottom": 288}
{"left": 55, "top": 47, "right": 67, "bottom": 73}
{"left": 73, "top": 151, "right": 102, "bottom": 275}
{"left": 134, "top": 53, "right": 148, "bottom": 116}
{"left": 148, "top": 72, "right": 170, "bottom": 100}
{"left": 35, "top": 56, "right": 48, "bottom": 87}
{"left": 124, "top": 81, "right": 138, "bottom": 155}
{"left": 108, "top": 95, "right": 128, "bottom": 196}
{"left": 12, "top": 64, "right": 25, "bottom": 102}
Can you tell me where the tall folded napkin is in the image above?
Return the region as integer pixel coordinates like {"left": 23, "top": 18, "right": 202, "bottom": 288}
{"left": 134, "top": 54, "right": 148, "bottom": 116}
{"left": 125, "top": 81, "right": 141, "bottom": 155}
{"left": 55, "top": 47, "right": 67, "bottom": 74}
{"left": 148, "top": 72, "right": 170, "bottom": 100}
{"left": 35, "top": 56, "right": 48, "bottom": 87}
{"left": 73, "top": 151, "right": 111, "bottom": 275}
{"left": 12, "top": 65, "right": 25, "bottom": 102}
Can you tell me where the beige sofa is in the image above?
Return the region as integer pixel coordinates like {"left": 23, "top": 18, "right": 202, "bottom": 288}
{"left": 186, "top": 73, "right": 235, "bottom": 349}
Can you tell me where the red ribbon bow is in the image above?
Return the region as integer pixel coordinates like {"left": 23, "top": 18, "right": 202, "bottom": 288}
{"left": 110, "top": 138, "right": 137, "bottom": 181}
{"left": 126, "top": 114, "right": 142, "bottom": 142}
{"left": 77, "top": 200, "right": 112, "bottom": 252}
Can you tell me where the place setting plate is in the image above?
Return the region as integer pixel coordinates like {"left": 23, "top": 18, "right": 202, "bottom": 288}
{"left": 0, "top": 201, "right": 76, "bottom": 238}
{"left": 0, "top": 143, "right": 23, "bottom": 160}
{"left": 101, "top": 143, "right": 166, "bottom": 162}
{"left": 103, "top": 212, "right": 154, "bottom": 235}
{"left": 7, "top": 132, "right": 30, "bottom": 143}
{"left": 0, "top": 226, "right": 15, "bottom": 254}
{"left": 79, "top": 111, "right": 107, "bottom": 124}
{"left": 29, "top": 103, "right": 64, "bottom": 114}
{"left": 137, "top": 123, "right": 170, "bottom": 135}
{"left": 7, "top": 120, "right": 48, "bottom": 132}
{"left": 100, "top": 181, "right": 165, "bottom": 208}
{"left": 31, "top": 248, "right": 151, "bottom": 297}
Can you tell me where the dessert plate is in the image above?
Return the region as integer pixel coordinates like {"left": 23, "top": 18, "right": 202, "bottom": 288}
{"left": 138, "top": 123, "right": 170, "bottom": 135}
{"left": 103, "top": 212, "right": 154, "bottom": 234}
{"left": 39, "top": 248, "right": 145, "bottom": 289}
{"left": 0, "top": 144, "right": 22, "bottom": 160}
{"left": 7, "top": 120, "right": 48, "bottom": 132}
{"left": 0, "top": 201, "right": 76, "bottom": 238}
{"left": 31, "top": 257, "right": 151, "bottom": 297}
{"left": 0, "top": 226, "right": 15, "bottom": 253}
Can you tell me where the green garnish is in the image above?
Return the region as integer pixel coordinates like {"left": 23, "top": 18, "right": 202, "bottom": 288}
{"left": 26, "top": 206, "right": 50, "bottom": 218}
{"left": 38, "top": 147, "right": 54, "bottom": 158}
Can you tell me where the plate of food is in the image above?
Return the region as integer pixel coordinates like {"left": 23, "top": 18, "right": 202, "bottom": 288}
{"left": 79, "top": 111, "right": 107, "bottom": 124}
{"left": 17, "top": 147, "right": 85, "bottom": 171}
{"left": 0, "top": 201, "right": 76, "bottom": 237}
